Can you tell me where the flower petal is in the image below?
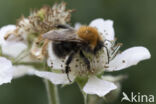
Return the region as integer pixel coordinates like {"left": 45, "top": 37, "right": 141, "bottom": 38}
{"left": 0, "top": 25, "right": 27, "bottom": 58}
{"left": 34, "top": 71, "right": 75, "bottom": 85}
{"left": 47, "top": 42, "right": 66, "bottom": 70}
{"left": 13, "top": 65, "right": 36, "bottom": 78}
{"left": 0, "top": 57, "right": 14, "bottom": 85}
{"left": 2, "top": 42, "right": 27, "bottom": 58}
{"left": 13, "top": 64, "right": 74, "bottom": 85}
{"left": 106, "top": 46, "right": 151, "bottom": 71}
{"left": 102, "top": 75, "right": 124, "bottom": 102}
{"left": 0, "top": 25, "right": 16, "bottom": 45}
{"left": 89, "top": 18, "right": 115, "bottom": 41}
{"left": 83, "top": 76, "right": 117, "bottom": 97}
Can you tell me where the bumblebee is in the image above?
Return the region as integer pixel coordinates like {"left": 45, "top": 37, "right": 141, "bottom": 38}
{"left": 43, "top": 24, "right": 109, "bottom": 81}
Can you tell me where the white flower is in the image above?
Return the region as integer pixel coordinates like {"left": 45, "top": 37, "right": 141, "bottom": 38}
{"left": 0, "top": 56, "right": 37, "bottom": 84}
{"left": 0, "top": 57, "right": 14, "bottom": 85}
{"left": 0, "top": 25, "right": 27, "bottom": 58}
{"left": 0, "top": 18, "right": 151, "bottom": 97}
{"left": 0, "top": 25, "right": 37, "bottom": 82}
{"left": 35, "top": 18, "right": 151, "bottom": 97}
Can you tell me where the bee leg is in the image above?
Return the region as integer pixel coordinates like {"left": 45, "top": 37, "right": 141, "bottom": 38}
{"left": 65, "top": 51, "right": 75, "bottom": 82}
{"left": 65, "top": 66, "right": 72, "bottom": 82}
{"left": 110, "top": 43, "right": 122, "bottom": 60}
{"left": 103, "top": 46, "right": 110, "bottom": 64}
{"left": 79, "top": 50, "right": 90, "bottom": 70}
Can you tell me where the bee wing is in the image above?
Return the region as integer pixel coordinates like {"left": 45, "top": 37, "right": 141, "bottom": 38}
{"left": 43, "top": 29, "right": 83, "bottom": 42}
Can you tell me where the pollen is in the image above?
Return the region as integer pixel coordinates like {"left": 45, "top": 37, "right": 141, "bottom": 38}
{"left": 77, "top": 26, "right": 101, "bottom": 49}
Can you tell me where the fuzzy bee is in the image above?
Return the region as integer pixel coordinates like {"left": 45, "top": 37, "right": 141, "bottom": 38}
{"left": 43, "top": 24, "right": 110, "bottom": 81}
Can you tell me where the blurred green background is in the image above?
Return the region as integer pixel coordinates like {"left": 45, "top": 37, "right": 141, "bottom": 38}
{"left": 0, "top": 0, "right": 155, "bottom": 104}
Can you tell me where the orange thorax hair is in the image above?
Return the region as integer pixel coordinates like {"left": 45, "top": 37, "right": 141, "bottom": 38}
{"left": 77, "top": 26, "right": 101, "bottom": 50}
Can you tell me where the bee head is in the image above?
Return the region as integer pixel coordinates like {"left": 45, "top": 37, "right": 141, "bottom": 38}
{"left": 77, "top": 26, "right": 101, "bottom": 50}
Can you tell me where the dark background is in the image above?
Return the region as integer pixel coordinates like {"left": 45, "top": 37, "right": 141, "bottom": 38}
{"left": 0, "top": 0, "right": 155, "bottom": 104}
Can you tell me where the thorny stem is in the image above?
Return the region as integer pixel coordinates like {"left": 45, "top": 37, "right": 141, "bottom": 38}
{"left": 44, "top": 80, "right": 60, "bottom": 104}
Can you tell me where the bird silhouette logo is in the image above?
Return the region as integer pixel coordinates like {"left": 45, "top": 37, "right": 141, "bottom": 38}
{"left": 121, "top": 92, "right": 131, "bottom": 102}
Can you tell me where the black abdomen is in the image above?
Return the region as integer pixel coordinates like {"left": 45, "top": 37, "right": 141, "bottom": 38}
{"left": 52, "top": 41, "right": 78, "bottom": 58}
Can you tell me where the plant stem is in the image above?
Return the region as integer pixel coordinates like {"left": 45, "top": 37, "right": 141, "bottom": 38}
{"left": 45, "top": 80, "right": 60, "bottom": 104}
{"left": 83, "top": 93, "right": 87, "bottom": 104}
